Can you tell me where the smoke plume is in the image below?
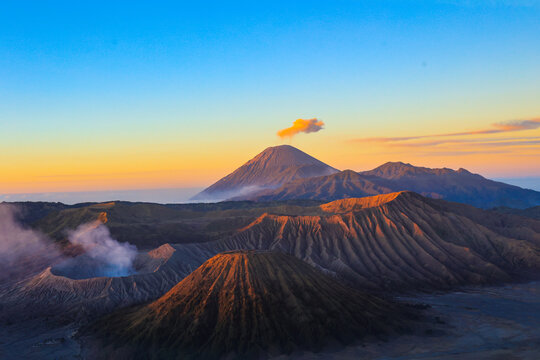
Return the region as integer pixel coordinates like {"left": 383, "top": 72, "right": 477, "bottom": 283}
{"left": 62, "top": 218, "right": 138, "bottom": 278}
{"left": 277, "top": 118, "right": 325, "bottom": 139}
{"left": 0, "top": 204, "right": 62, "bottom": 283}
{"left": 0, "top": 204, "right": 138, "bottom": 281}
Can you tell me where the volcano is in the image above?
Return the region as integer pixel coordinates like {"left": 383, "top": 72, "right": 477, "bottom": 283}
{"left": 88, "top": 250, "right": 414, "bottom": 359}
{"left": 192, "top": 145, "right": 338, "bottom": 201}
{"left": 0, "top": 244, "right": 205, "bottom": 323}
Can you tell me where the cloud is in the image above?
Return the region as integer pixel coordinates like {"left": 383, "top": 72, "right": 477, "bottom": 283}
{"left": 414, "top": 150, "right": 510, "bottom": 157}
{"left": 355, "top": 118, "right": 540, "bottom": 143}
{"left": 381, "top": 136, "right": 540, "bottom": 148}
{"left": 277, "top": 118, "right": 325, "bottom": 139}
{"left": 494, "top": 119, "right": 540, "bottom": 131}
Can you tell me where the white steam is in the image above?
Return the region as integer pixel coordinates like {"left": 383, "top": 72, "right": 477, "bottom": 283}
{"left": 63, "top": 221, "right": 138, "bottom": 278}
{"left": 0, "top": 204, "right": 62, "bottom": 283}
{"left": 0, "top": 204, "right": 139, "bottom": 281}
{"left": 193, "top": 185, "right": 269, "bottom": 202}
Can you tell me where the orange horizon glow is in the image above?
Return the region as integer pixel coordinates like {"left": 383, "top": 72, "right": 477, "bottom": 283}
{"left": 2, "top": 122, "right": 540, "bottom": 194}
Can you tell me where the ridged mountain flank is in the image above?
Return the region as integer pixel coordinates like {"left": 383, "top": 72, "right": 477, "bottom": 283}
{"left": 192, "top": 145, "right": 338, "bottom": 200}
{"left": 215, "top": 192, "right": 540, "bottom": 291}
{"left": 88, "top": 251, "right": 414, "bottom": 359}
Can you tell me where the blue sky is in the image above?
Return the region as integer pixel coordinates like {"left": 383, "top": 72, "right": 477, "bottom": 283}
{"left": 1, "top": 1, "right": 539, "bottom": 195}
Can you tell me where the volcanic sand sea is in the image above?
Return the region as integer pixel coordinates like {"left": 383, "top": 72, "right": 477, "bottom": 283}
{"left": 277, "top": 282, "right": 540, "bottom": 360}
{"left": 1, "top": 282, "right": 539, "bottom": 359}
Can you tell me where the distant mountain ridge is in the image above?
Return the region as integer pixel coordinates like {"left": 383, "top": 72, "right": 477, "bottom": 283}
{"left": 249, "top": 169, "right": 392, "bottom": 202}
{"left": 191, "top": 145, "right": 338, "bottom": 201}
{"left": 235, "top": 154, "right": 540, "bottom": 208}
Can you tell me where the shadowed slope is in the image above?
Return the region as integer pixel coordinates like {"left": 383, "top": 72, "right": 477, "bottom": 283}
{"left": 192, "top": 145, "right": 338, "bottom": 200}
{"left": 493, "top": 205, "right": 540, "bottom": 220}
{"left": 360, "top": 162, "right": 540, "bottom": 208}
{"left": 248, "top": 169, "right": 392, "bottom": 202}
{"left": 32, "top": 199, "right": 324, "bottom": 248}
{"left": 89, "top": 251, "right": 413, "bottom": 359}
{"left": 245, "top": 162, "right": 540, "bottom": 208}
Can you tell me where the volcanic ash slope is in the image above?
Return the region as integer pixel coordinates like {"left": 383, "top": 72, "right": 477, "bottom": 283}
{"left": 87, "top": 250, "right": 415, "bottom": 360}
{"left": 181, "top": 191, "right": 540, "bottom": 292}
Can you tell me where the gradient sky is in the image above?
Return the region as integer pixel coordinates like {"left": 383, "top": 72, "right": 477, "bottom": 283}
{"left": 1, "top": 0, "right": 540, "bottom": 195}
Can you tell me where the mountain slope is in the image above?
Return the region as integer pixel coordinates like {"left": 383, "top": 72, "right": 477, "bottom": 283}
{"left": 168, "top": 192, "right": 540, "bottom": 292}
{"left": 248, "top": 169, "right": 392, "bottom": 201}
{"left": 245, "top": 162, "right": 540, "bottom": 208}
{"left": 88, "top": 251, "right": 414, "bottom": 359}
{"left": 32, "top": 199, "right": 323, "bottom": 248}
{"left": 359, "top": 162, "right": 540, "bottom": 208}
{"left": 192, "top": 145, "right": 338, "bottom": 200}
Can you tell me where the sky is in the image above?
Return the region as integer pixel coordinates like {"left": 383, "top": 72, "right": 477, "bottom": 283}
{"left": 1, "top": 0, "right": 540, "bottom": 198}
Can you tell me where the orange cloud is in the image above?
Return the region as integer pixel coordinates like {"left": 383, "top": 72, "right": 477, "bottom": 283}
{"left": 493, "top": 119, "right": 540, "bottom": 131}
{"left": 355, "top": 118, "right": 540, "bottom": 143}
{"left": 277, "top": 118, "right": 325, "bottom": 139}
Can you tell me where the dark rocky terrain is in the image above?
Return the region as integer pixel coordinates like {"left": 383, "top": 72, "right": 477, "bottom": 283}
{"left": 84, "top": 251, "right": 416, "bottom": 359}
{"left": 13, "top": 199, "right": 322, "bottom": 248}
{"left": 493, "top": 205, "right": 540, "bottom": 220}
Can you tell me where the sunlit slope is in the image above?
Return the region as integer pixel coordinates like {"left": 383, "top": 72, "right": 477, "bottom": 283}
{"left": 90, "top": 251, "right": 414, "bottom": 359}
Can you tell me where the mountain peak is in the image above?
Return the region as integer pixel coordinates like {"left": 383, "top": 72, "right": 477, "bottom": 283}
{"left": 362, "top": 161, "right": 418, "bottom": 178}
{"left": 361, "top": 161, "right": 457, "bottom": 179}
{"left": 245, "top": 144, "right": 330, "bottom": 168}
{"left": 192, "top": 145, "right": 338, "bottom": 200}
